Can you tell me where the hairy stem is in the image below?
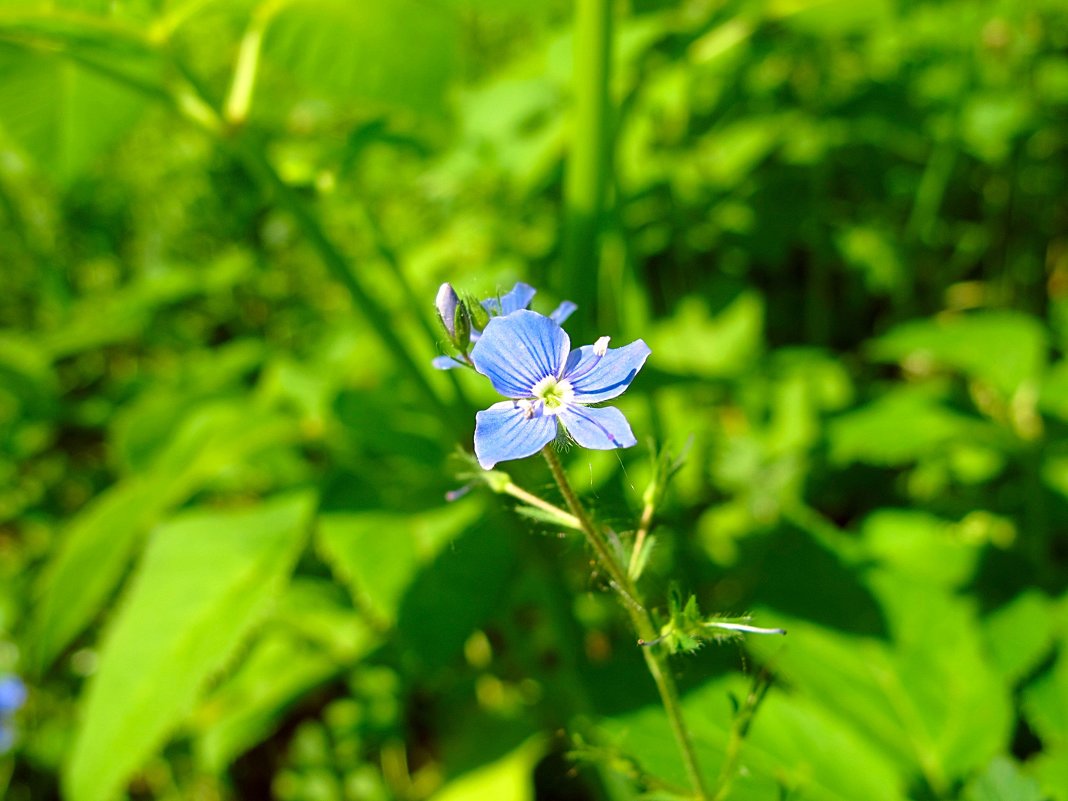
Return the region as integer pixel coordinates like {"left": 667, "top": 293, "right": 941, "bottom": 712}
{"left": 541, "top": 446, "right": 709, "bottom": 801}
{"left": 501, "top": 481, "right": 582, "bottom": 531}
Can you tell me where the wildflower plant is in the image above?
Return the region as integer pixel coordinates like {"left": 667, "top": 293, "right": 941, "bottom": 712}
{"left": 434, "top": 282, "right": 783, "bottom": 801}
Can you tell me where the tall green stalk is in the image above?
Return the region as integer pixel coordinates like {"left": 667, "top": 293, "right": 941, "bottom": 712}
{"left": 542, "top": 446, "right": 710, "bottom": 801}
{"left": 562, "top": 0, "right": 613, "bottom": 334}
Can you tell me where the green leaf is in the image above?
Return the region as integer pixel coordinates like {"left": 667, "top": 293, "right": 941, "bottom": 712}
{"left": 63, "top": 492, "right": 316, "bottom": 801}
{"left": 194, "top": 579, "right": 377, "bottom": 772}
{"left": 317, "top": 498, "right": 484, "bottom": 628}
{"left": 982, "top": 591, "right": 1055, "bottom": 684}
{"left": 259, "top": 0, "right": 458, "bottom": 117}
{"left": 648, "top": 292, "right": 763, "bottom": 379}
{"left": 27, "top": 401, "right": 300, "bottom": 672}
{"left": 431, "top": 736, "right": 546, "bottom": 801}
{"left": 869, "top": 312, "right": 1048, "bottom": 399}
{"left": 1021, "top": 626, "right": 1068, "bottom": 749}
{"left": 601, "top": 674, "right": 908, "bottom": 801}
{"left": 827, "top": 387, "right": 992, "bottom": 466}
{"left": 0, "top": 44, "right": 152, "bottom": 182}
{"left": 749, "top": 572, "right": 1013, "bottom": 790}
{"left": 861, "top": 509, "right": 980, "bottom": 587}
{"left": 963, "top": 757, "right": 1044, "bottom": 801}
{"left": 1030, "top": 746, "right": 1068, "bottom": 801}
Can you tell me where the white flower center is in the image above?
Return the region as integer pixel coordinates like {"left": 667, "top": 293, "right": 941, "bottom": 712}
{"left": 530, "top": 375, "right": 574, "bottom": 415}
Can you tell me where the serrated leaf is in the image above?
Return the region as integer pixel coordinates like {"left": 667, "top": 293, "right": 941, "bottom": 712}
{"left": 63, "top": 492, "right": 316, "bottom": 801}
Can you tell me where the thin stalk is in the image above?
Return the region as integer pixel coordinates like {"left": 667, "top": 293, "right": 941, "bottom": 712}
{"left": 225, "top": 140, "right": 454, "bottom": 420}
{"left": 542, "top": 446, "right": 709, "bottom": 801}
{"left": 627, "top": 498, "right": 654, "bottom": 578}
{"left": 501, "top": 480, "right": 582, "bottom": 531}
{"left": 561, "top": 0, "right": 612, "bottom": 331}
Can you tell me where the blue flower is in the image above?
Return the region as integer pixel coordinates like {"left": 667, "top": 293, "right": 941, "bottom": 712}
{"left": 471, "top": 310, "right": 650, "bottom": 469}
{"left": 433, "top": 282, "right": 577, "bottom": 370}
{"left": 0, "top": 675, "right": 25, "bottom": 714}
{"left": 0, "top": 675, "right": 26, "bottom": 755}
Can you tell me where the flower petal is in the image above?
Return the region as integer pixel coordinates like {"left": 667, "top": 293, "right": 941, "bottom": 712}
{"left": 471, "top": 310, "right": 570, "bottom": 397}
{"left": 482, "top": 282, "right": 536, "bottom": 316}
{"left": 550, "top": 300, "right": 577, "bottom": 325}
{"left": 564, "top": 339, "right": 651, "bottom": 402}
{"left": 474, "top": 401, "right": 559, "bottom": 468}
{"left": 559, "top": 404, "right": 637, "bottom": 450}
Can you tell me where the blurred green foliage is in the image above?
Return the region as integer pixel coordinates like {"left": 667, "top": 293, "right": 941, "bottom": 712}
{"left": 1, "top": 0, "right": 1067, "bottom": 799}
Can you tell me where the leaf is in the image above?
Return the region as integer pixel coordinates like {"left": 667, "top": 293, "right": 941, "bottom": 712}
{"left": 963, "top": 757, "right": 1044, "bottom": 801}
{"left": 769, "top": 0, "right": 894, "bottom": 35}
{"left": 869, "top": 312, "right": 1048, "bottom": 399}
{"left": 194, "top": 579, "right": 377, "bottom": 772}
{"left": 861, "top": 509, "right": 980, "bottom": 587}
{"left": 827, "top": 387, "right": 992, "bottom": 467}
{"left": 0, "top": 44, "right": 152, "bottom": 182}
{"left": 1030, "top": 746, "right": 1068, "bottom": 801}
{"left": 430, "top": 736, "right": 546, "bottom": 801}
{"left": 63, "top": 492, "right": 316, "bottom": 801}
{"left": 27, "top": 401, "right": 300, "bottom": 673}
{"left": 1021, "top": 627, "right": 1068, "bottom": 749}
{"left": 748, "top": 572, "right": 1013, "bottom": 789}
{"left": 258, "top": 0, "right": 458, "bottom": 117}
{"left": 317, "top": 498, "right": 484, "bottom": 628}
{"left": 697, "top": 116, "right": 781, "bottom": 187}
{"left": 982, "top": 591, "right": 1055, "bottom": 684}
{"left": 648, "top": 292, "right": 764, "bottom": 379}
{"left": 600, "top": 674, "right": 908, "bottom": 801}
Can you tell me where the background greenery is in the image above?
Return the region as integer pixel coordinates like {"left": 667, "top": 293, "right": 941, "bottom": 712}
{"left": 1, "top": 0, "right": 1067, "bottom": 799}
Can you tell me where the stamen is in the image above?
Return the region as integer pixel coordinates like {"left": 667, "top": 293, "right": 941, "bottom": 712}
{"left": 565, "top": 335, "right": 611, "bottom": 382}
{"left": 530, "top": 376, "right": 574, "bottom": 415}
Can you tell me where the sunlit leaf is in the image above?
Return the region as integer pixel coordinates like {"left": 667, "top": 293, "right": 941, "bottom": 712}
{"left": 28, "top": 401, "right": 300, "bottom": 672}
{"left": 258, "top": 0, "right": 458, "bottom": 117}
{"left": 827, "top": 387, "right": 994, "bottom": 466}
{"left": 317, "top": 498, "right": 483, "bottom": 628}
{"left": 430, "top": 736, "right": 546, "bottom": 801}
{"left": 0, "top": 45, "right": 153, "bottom": 182}
{"left": 63, "top": 492, "right": 316, "bottom": 801}
{"left": 869, "top": 312, "right": 1048, "bottom": 398}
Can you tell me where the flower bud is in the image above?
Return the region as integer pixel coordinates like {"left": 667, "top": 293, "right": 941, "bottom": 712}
{"left": 436, "top": 283, "right": 474, "bottom": 351}
{"left": 435, "top": 283, "right": 460, "bottom": 339}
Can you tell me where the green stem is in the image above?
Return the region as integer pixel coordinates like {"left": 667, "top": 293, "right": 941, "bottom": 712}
{"left": 500, "top": 480, "right": 582, "bottom": 531}
{"left": 627, "top": 498, "right": 655, "bottom": 579}
{"left": 561, "top": 0, "right": 612, "bottom": 332}
{"left": 542, "top": 447, "right": 709, "bottom": 801}
{"left": 230, "top": 139, "right": 453, "bottom": 421}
